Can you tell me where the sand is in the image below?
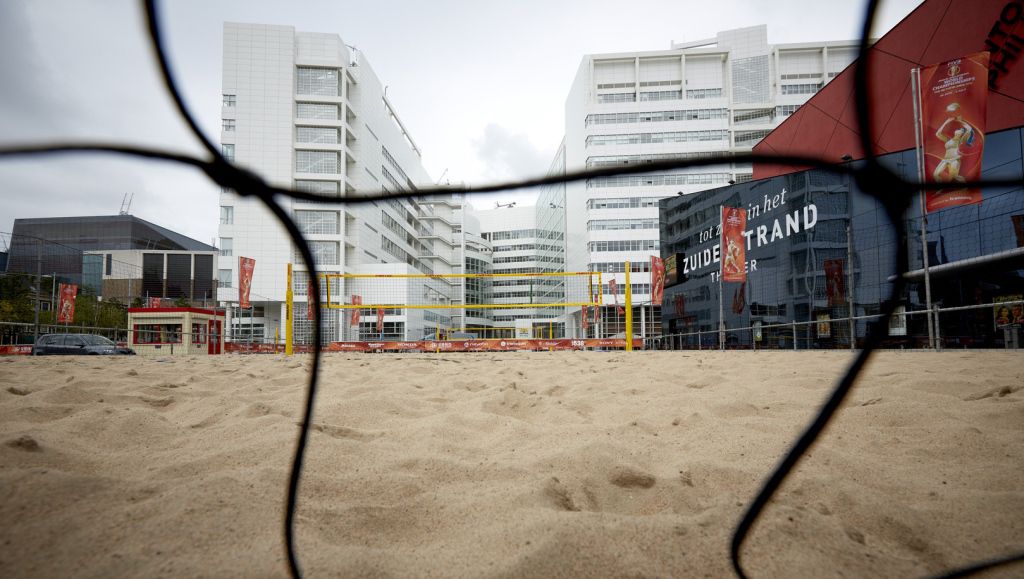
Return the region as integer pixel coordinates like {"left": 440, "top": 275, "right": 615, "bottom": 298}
{"left": 1, "top": 351, "right": 1022, "bottom": 578}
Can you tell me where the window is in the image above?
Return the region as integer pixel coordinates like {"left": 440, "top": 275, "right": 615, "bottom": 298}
{"left": 639, "top": 90, "right": 682, "bottom": 101}
{"left": 295, "top": 180, "right": 339, "bottom": 194}
{"left": 134, "top": 324, "right": 183, "bottom": 344}
{"left": 222, "top": 94, "right": 236, "bottom": 107}
{"left": 781, "top": 83, "right": 822, "bottom": 95}
{"left": 597, "top": 92, "right": 635, "bottom": 103}
{"left": 295, "top": 241, "right": 339, "bottom": 266}
{"left": 297, "top": 103, "right": 339, "bottom": 120}
{"left": 775, "top": 104, "right": 800, "bottom": 117}
{"left": 586, "top": 130, "right": 729, "bottom": 147}
{"left": 587, "top": 219, "right": 659, "bottom": 231}
{"left": 587, "top": 240, "right": 658, "bottom": 252}
{"left": 219, "top": 238, "right": 232, "bottom": 257}
{"left": 220, "top": 206, "right": 233, "bottom": 225}
{"left": 294, "top": 210, "right": 340, "bottom": 235}
{"left": 296, "top": 67, "right": 339, "bottom": 96}
{"left": 296, "top": 150, "right": 339, "bottom": 174}
{"left": 297, "top": 126, "right": 340, "bottom": 144}
{"left": 222, "top": 144, "right": 234, "bottom": 161}
{"left": 191, "top": 323, "right": 207, "bottom": 344}
{"left": 586, "top": 197, "right": 662, "bottom": 210}
{"left": 588, "top": 172, "right": 731, "bottom": 188}
{"left": 222, "top": 119, "right": 235, "bottom": 132}
{"left": 686, "top": 88, "right": 723, "bottom": 99}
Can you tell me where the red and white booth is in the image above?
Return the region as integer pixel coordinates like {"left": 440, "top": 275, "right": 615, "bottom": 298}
{"left": 127, "top": 307, "right": 225, "bottom": 356}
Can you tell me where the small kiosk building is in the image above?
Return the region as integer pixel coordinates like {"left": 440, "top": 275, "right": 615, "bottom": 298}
{"left": 128, "top": 307, "right": 225, "bottom": 356}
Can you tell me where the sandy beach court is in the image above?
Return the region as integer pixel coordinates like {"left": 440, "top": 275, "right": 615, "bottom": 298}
{"left": 1, "top": 351, "right": 1022, "bottom": 577}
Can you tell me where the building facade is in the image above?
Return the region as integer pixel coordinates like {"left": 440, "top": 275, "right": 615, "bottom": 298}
{"left": 562, "top": 25, "right": 862, "bottom": 338}
{"left": 219, "top": 23, "right": 479, "bottom": 344}
{"left": 6, "top": 215, "right": 217, "bottom": 305}
{"left": 659, "top": 0, "right": 1024, "bottom": 349}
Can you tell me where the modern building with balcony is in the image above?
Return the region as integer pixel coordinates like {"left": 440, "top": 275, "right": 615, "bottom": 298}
{"left": 218, "top": 23, "right": 482, "bottom": 344}
{"left": 561, "top": 25, "right": 863, "bottom": 338}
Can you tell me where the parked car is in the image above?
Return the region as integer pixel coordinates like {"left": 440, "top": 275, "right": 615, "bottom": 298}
{"left": 32, "top": 334, "right": 135, "bottom": 356}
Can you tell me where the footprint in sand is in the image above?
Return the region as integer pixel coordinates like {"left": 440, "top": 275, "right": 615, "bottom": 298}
{"left": 6, "top": 386, "right": 29, "bottom": 396}
{"left": 140, "top": 396, "right": 174, "bottom": 408}
{"left": 963, "top": 384, "right": 1021, "bottom": 401}
{"left": 6, "top": 435, "right": 41, "bottom": 452}
{"left": 609, "top": 467, "right": 656, "bottom": 489}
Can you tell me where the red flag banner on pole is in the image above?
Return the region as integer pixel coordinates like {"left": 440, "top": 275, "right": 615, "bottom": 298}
{"left": 57, "top": 283, "right": 77, "bottom": 323}
{"left": 376, "top": 308, "right": 385, "bottom": 334}
{"left": 350, "top": 295, "right": 362, "bottom": 326}
{"left": 609, "top": 279, "right": 625, "bottom": 316}
{"left": 582, "top": 305, "right": 589, "bottom": 330}
{"left": 148, "top": 297, "right": 161, "bottom": 308}
{"left": 307, "top": 277, "right": 316, "bottom": 321}
{"left": 651, "top": 256, "right": 666, "bottom": 304}
{"left": 824, "top": 259, "right": 846, "bottom": 307}
{"left": 720, "top": 207, "right": 747, "bottom": 282}
{"left": 238, "top": 257, "right": 256, "bottom": 309}
{"left": 673, "top": 293, "right": 686, "bottom": 317}
{"left": 918, "top": 51, "right": 989, "bottom": 213}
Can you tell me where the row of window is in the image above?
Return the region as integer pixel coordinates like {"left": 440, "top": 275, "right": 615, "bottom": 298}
{"left": 382, "top": 147, "right": 415, "bottom": 190}
{"left": 596, "top": 88, "right": 723, "bottom": 103}
{"left": 601, "top": 283, "right": 652, "bottom": 296}
{"left": 781, "top": 83, "right": 822, "bottom": 95}
{"left": 597, "top": 80, "right": 682, "bottom": 90}
{"left": 586, "top": 130, "right": 729, "bottom": 147}
{"left": 589, "top": 172, "right": 731, "bottom": 188}
{"left": 587, "top": 219, "right": 658, "bottom": 231}
{"left": 587, "top": 151, "right": 730, "bottom": 168}
{"left": 381, "top": 235, "right": 433, "bottom": 274}
{"left": 588, "top": 240, "right": 658, "bottom": 252}
{"left": 493, "top": 255, "right": 538, "bottom": 264}
{"left": 382, "top": 211, "right": 431, "bottom": 256}
{"left": 589, "top": 261, "right": 651, "bottom": 273}
{"left": 484, "top": 229, "right": 564, "bottom": 241}
{"left": 734, "top": 130, "right": 772, "bottom": 145}
{"left": 587, "top": 197, "right": 662, "bottom": 210}
{"left": 492, "top": 243, "right": 561, "bottom": 253}
{"left": 586, "top": 109, "right": 728, "bottom": 126}
{"left": 295, "top": 180, "right": 340, "bottom": 194}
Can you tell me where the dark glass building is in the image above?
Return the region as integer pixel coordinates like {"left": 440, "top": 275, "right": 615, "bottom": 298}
{"left": 659, "top": 128, "right": 1024, "bottom": 349}
{"left": 6, "top": 215, "right": 217, "bottom": 303}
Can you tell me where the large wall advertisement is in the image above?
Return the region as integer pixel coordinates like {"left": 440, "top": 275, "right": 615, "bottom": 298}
{"left": 659, "top": 128, "right": 1024, "bottom": 349}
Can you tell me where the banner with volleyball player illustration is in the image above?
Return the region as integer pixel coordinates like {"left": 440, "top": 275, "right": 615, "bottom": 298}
{"left": 917, "top": 51, "right": 989, "bottom": 213}
{"left": 57, "top": 283, "right": 77, "bottom": 323}
{"left": 307, "top": 279, "right": 316, "bottom": 321}
{"left": 350, "top": 295, "right": 362, "bottom": 326}
{"left": 238, "top": 256, "right": 256, "bottom": 309}
{"left": 824, "top": 259, "right": 846, "bottom": 307}
{"left": 609, "top": 279, "right": 624, "bottom": 315}
{"left": 376, "top": 308, "right": 385, "bottom": 334}
{"left": 651, "top": 256, "right": 666, "bottom": 304}
{"left": 720, "top": 207, "right": 747, "bottom": 282}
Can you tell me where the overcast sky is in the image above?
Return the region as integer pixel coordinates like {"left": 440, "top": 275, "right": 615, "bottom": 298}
{"left": 0, "top": 0, "right": 923, "bottom": 245}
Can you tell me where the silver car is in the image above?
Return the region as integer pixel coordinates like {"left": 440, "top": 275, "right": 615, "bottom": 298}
{"left": 32, "top": 334, "right": 135, "bottom": 356}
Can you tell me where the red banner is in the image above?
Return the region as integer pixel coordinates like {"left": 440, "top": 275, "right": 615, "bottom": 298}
{"left": 148, "top": 297, "right": 161, "bottom": 308}
{"left": 350, "top": 295, "right": 362, "bottom": 326}
{"left": 376, "top": 308, "right": 385, "bottom": 334}
{"left": 57, "top": 283, "right": 77, "bottom": 323}
{"left": 673, "top": 293, "right": 686, "bottom": 316}
{"left": 238, "top": 257, "right": 256, "bottom": 309}
{"left": 581, "top": 305, "right": 589, "bottom": 330}
{"left": 918, "top": 52, "right": 989, "bottom": 213}
{"left": 651, "top": 256, "right": 666, "bottom": 304}
{"left": 0, "top": 345, "right": 33, "bottom": 355}
{"left": 307, "top": 279, "right": 316, "bottom": 321}
{"left": 609, "top": 279, "right": 625, "bottom": 316}
{"left": 824, "top": 259, "right": 846, "bottom": 306}
{"left": 720, "top": 207, "right": 747, "bottom": 282}
{"left": 731, "top": 281, "right": 746, "bottom": 314}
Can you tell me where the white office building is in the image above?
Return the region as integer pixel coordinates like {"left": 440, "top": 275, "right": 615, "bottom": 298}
{"left": 217, "top": 23, "right": 480, "bottom": 344}
{"left": 562, "top": 25, "right": 863, "bottom": 338}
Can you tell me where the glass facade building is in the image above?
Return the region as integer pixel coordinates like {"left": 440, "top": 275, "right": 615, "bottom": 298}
{"left": 658, "top": 128, "right": 1024, "bottom": 349}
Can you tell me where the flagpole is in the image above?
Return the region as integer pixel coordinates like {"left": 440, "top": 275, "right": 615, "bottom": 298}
{"left": 718, "top": 206, "right": 725, "bottom": 351}
{"left": 911, "top": 67, "right": 936, "bottom": 349}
